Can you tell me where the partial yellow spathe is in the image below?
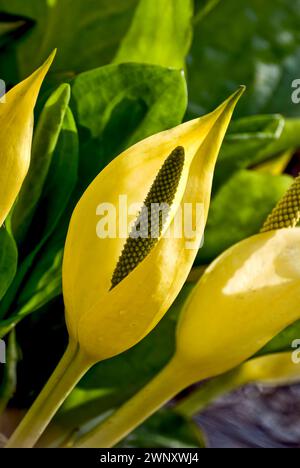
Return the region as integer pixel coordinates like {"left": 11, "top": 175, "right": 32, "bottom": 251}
{"left": 175, "top": 351, "right": 300, "bottom": 418}
{"left": 0, "top": 51, "right": 56, "bottom": 226}
{"left": 177, "top": 228, "right": 300, "bottom": 381}
{"left": 242, "top": 352, "right": 300, "bottom": 387}
{"left": 63, "top": 87, "right": 245, "bottom": 362}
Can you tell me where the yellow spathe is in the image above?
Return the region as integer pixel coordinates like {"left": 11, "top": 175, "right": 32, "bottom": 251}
{"left": 0, "top": 51, "right": 56, "bottom": 226}
{"left": 63, "top": 87, "right": 244, "bottom": 361}
{"left": 177, "top": 228, "right": 300, "bottom": 380}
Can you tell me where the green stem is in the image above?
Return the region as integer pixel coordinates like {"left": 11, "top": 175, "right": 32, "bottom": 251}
{"left": 6, "top": 341, "right": 92, "bottom": 448}
{"left": 175, "top": 366, "right": 246, "bottom": 418}
{"left": 74, "top": 358, "right": 190, "bottom": 448}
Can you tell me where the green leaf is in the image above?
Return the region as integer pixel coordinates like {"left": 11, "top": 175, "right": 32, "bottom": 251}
{"left": 214, "top": 114, "right": 285, "bottom": 191}
{"left": 114, "top": 0, "right": 193, "bottom": 68}
{"left": 70, "top": 62, "right": 188, "bottom": 190}
{"left": 27, "top": 107, "right": 78, "bottom": 250}
{"left": 0, "top": 0, "right": 138, "bottom": 79}
{"left": 197, "top": 170, "right": 292, "bottom": 264}
{"left": 0, "top": 228, "right": 17, "bottom": 301}
{"left": 118, "top": 410, "right": 205, "bottom": 448}
{"left": 10, "top": 83, "right": 71, "bottom": 245}
{"left": 188, "top": 0, "right": 300, "bottom": 118}
{"left": 3, "top": 248, "right": 63, "bottom": 333}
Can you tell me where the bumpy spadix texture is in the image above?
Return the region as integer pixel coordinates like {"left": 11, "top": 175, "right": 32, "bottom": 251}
{"left": 261, "top": 174, "right": 300, "bottom": 232}
{"left": 0, "top": 51, "right": 56, "bottom": 226}
{"left": 63, "top": 87, "right": 244, "bottom": 362}
{"left": 177, "top": 228, "right": 300, "bottom": 382}
{"left": 111, "top": 147, "right": 185, "bottom": 289}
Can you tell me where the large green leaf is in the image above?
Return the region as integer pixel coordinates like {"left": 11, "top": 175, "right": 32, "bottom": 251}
{"left": 0, "top": 228, "right": 17, "bottom": 301}
{"left": 114, "top": 0, "right": 193, "bottom": 68}
{"left": 10, "top": 84, "right": 71, "bottom": 246}
{"left": 188, "top": 0, "right": 300, "bottom": 118}
{"left": 0, "top": 0, "right": 138, "bottom": 80}
{"left": 197, "top": 170, "right": 292, "bottom": 264}
{"left": 70, "top": 62, "right": 188, "bottom": 190}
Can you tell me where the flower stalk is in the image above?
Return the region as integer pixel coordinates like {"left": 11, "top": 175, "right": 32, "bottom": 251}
{"left": 75, "top": 358, "right": 190, "bottom": 448}
{"left": 5, "top": 342, "right": 92, "bottom": 449}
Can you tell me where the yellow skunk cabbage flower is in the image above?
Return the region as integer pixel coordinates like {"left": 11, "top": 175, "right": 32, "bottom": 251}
{"left": 6, "top": 88, "right": 244, "bottom": 449}
{"left": 176, "top": 352, "right": 300, "bottom": 417}
{"left": 75, "top": 227, "right": 300, "bottom": 448}
{"left": 63, "top": 86, "right": 244, "bottom": 362}
{"left": 0, "top": 51, "right": 56, "bottom": 226}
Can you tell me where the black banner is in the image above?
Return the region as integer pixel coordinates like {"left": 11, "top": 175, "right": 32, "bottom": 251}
{"left": 0, "top": 448, "right": 204, "bottom": 465}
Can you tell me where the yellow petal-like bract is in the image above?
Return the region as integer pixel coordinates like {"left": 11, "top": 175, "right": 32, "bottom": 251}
{"left": 63, "top": 87, "right": 244, "bottom": 362}
{"left": 176, "top": 351, "right": 300, "bottom": 417}
{"left": 241, "top": 352, "right": 300, "bottom": 387}
{"left": 177, "top": 228, "right": 300, "bottom": 381}
{"left": 0, "top": 51, "right": 56, "bottom": 226}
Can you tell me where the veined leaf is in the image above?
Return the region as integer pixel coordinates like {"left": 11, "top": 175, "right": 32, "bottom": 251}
{"left": 70, "top": 63, "right": 188, "bottom": 191}
{"left": 0, "top": 0, "right": 138, "bottom": 79}
{"left": 114, "top": 0, "right": 193, "bottom": 68}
